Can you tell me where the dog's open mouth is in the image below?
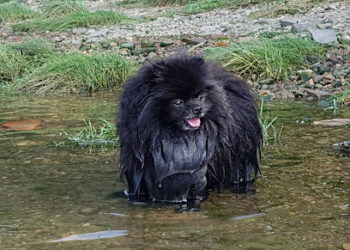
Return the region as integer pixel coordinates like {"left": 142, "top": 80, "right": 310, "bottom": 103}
{"left": 186, "top": 118, "right": 201, "bottom": 128}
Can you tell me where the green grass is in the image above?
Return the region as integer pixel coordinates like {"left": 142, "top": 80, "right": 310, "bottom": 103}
{"left": 0, "top": 2, "right": 38, "bottom": 23}
{"left": 205, "top": 37, "right": 326, "bottom": 82}
{"left": 42, "top": 0, "right": 88, "bottom": 18}
{"left": 9, "top": 39, "right": 55, "bottom": 58}
{"left": 13, "top": 10, "right": 127, "bottom": 32}
{"left": 57, "top": 119, "right": 119, "bottom": 151}
{"left": 319, "top": 88, "right": 350, "bottom": 113}
{"left": 17, "top": 52, "right": 136, "bottom": 93}
{"left": 0, "top": 39, "right": 56, "bottom": 84}
{"left": 0, "top": 46, "right": 28, "bottom": 83}
{"left": 259, "top": 99, "right": 282, "bottom": 145}
{"left": 0, "top": 0, "right": 11, "bottom": 3}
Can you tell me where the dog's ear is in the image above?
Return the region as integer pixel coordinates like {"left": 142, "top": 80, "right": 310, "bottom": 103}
{"left": 152, "top": 60, "right": 168, "bottom": 77}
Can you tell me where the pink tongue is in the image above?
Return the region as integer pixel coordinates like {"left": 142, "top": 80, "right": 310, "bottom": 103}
{"left": 186, "top": 118, "right": 201, "bottom": 128}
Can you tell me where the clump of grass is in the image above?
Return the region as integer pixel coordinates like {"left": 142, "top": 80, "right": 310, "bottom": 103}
{"left": 0, "top": 0, "right": 11, "bottom": 4}
{"left": 205, "top": 37, "right": 326, "bottom": 82}
{"left": 0, "top": 39, "right": 56, "bottom": 83}
{"left": 319, "top": 88, "right": 350, "bottom": 113}
{"left": 0, "top": 46, "right": 28, "bottom": 82}
{"left": 9, "top": 38, "right": 55, "bottom": 58}
{"left": 59, "top": 119, "right": 119, "bottom": 151}
{"left": 259, "top": 99, "right": 283, "bottom": 145}
{"left": 0, "top": 2, "right": 38, "bottom": 23}
{"left": 13, "top": 10, "right": 127, "bottom": 32}
{"left": 17, "top": 52, "right": 136, "bottom": 93}
{"left": 42, "top": 0, "right": 88, "bottom": 18}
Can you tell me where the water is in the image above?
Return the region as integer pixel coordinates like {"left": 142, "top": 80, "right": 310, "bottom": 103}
{"left": 0, "top": 93, "right": 349, "bottom": 249}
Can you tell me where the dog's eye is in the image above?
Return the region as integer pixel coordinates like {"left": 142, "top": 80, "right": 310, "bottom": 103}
{"left": 198, "top": 95, "right": 204, "bottom": 101}
{"left": 174, "top": 99, "right": 183, "bottom": 105}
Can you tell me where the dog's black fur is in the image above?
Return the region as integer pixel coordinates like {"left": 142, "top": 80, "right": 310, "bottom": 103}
{"left": 117, "top": 55, "right": 262, "bottom": 203}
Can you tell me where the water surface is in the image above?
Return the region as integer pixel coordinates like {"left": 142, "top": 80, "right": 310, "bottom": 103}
{"left": 0, "top": 93, "right": 349, "bottom": 249}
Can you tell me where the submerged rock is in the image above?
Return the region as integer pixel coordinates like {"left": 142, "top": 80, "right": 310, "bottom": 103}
{"left": 313, "top": 118, "right": 350, "bottom": 126}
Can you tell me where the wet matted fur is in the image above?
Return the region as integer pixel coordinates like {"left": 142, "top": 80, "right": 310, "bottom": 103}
{"left": 117, "top": 55, "right": 262, "bottom": 203}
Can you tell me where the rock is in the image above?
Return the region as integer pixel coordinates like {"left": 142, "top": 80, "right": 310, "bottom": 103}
{"left": 53, "top": 37, "right": 65, "bottom": 43}
{"left": 334, "top": 65, "right": 350, "bottom": 77}
{"left": 313, "top": 119, "right": 350, "bottom": 126}
{"left": 0, "top": 119, "right": 41, "bottom": 131}
{"left": 323, "top": 73, "right": 335, "bottom": 81}
{"left": 291, "top": 23, "right": 314, "bottom": 33}
{"left": 215, "top": 42, "right": 228, "bottom": 47}
{"left": 279, "top": 18, "right": 297, "bottom": 27}
{"left": 298, "top": 70, "right": 313, "bottom": 81}
{"left": 132, "top": 47, "right": 156, "bottom": 55}
{"left": 147, "top": 52, "right": 159, "bottom": 61}
{"left": 313, "top": 74, "right": 323, "bottom": 83}
{"left": 343, "top": 243, "right": 350, "bottom": 250}
{"left": 309, "top": 28, "right": 338, "bottom": 44}
{"left": 141, "top": 42, "right": 154, "bottom": 48}
{"left": 275, "top": 90, "right": 295, "bottom": 99}
{"left": 160, "top": 39, "right": 174, "bottom": 47}
{"left": 120, "top": 42, "right": 135, "bottom": 50}
{"left": 306, "top": 89, "right": 331, "bottom": 99}
{"left": 258, "top": 79, "right": 275, "bottom": 85}
{"left": 0, "top": 26, "right": 13, "bottom": 37}
{"left": 181, "top": 37, "right": 206, "bottom": 45}
{"left": 87, "top": 29, "right": 108, "bottom": 38}
{"left": 72, "top": 28, "right": 87, "bottom": 35}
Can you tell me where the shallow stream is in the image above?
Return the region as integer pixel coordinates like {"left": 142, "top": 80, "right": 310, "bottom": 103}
{"left": 0, "top": 93, "right": 349, "bottom": 249}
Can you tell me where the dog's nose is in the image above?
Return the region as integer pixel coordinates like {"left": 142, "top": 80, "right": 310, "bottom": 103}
{"left": 193, "top": 106, "right": 202, "bottom": 115}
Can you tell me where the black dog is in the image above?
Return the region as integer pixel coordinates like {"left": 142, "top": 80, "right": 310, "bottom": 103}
{"left": 117, "top": 55, "right": 262, "bottom": 203}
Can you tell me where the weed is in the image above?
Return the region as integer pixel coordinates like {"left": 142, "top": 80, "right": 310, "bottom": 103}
{"left": 58, "top": 119, "right": 119, "bottom": 151}
{"left": 17, "top": 52, "right": 136, "bottom": 93}
{"left": 205, "top": 37, "right": 326, "bottom": 82}
{"left": 0, "top": 2, "right": 38, "bottom": 23}
{"left": 259, "top": 99, "right": 283, "bottom": 145}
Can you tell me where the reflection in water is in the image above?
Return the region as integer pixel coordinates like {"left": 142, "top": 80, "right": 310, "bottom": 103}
{"left": 230, "top": 213, "right": 267, "bottom": 221}
{"left": 0, "top": 93, "right": 349, "bottom": 249}
{"left": 50, "top": 230, "right": 127, "bottom": 242}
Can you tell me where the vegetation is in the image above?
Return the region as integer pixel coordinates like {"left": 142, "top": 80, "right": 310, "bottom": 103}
{"left": 17, "top": 51, "right": 136, "bottom": 93}
{"left": 0, "top": 46, "right": 28, "bottom": 83}
{"left": 0, "top": 40, "right": 135, "bottom": 94}
{"left": 42, "top": 0, "right": 88, "bottom": 18}
{"left": 205, "top": 37, "right": 326, "bottom": 82}
{"left": 0, "top": 2, "right": 38, "bottom": 23}
{"left": 0, "top": 39, "right": 56, "bottom": 83}
{"left": 13, "top": 10, "right": 127, "bottom": 32}
{"left": 319, "top": 88, "right": 350, "bottom": 113}
{"left": 58, "top": 119, "right": 119, "bottom": 151}
{"left": 259, "top": 99, "right": 283, "bottom": 145}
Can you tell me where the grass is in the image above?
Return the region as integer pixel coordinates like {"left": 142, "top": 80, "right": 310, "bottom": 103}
{"left": 17, "top": 52, "right": 136, "bottom": 93}
{"left": 319, "top": 88, "right": 350, "bottom": 113}
{"left": 259, "top": 98, "right": 283, "bottom": 145}
{"left": 57, "top": 119, "right": 119, "bottom": 151}
{"left": 0, "top": 39, "right": 56, "bottom": 83}
{"left": 0, "top": 46, "right": 28, "bottom": 83}
{"left": 42, "top": 0, "right": 88, "bottom": 18}
{"left": 13, "top": 10, "right": 127, "bottom": 32}
{"left": 205, "top": 37, "right": 326, "bottom": 82}
{"left": 0, "top": 2, "right": 38, "bottom": 23}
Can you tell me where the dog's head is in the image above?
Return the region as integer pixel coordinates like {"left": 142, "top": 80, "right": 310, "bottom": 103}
{"left": 148, "top": 56, "right": 218, "bottom": 131}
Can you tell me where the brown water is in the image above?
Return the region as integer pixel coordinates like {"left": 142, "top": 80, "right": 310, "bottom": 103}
{"left": 0, "top": 93, "right": 349, "bottom": 249}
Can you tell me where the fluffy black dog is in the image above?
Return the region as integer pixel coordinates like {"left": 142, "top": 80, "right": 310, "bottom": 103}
{"left": 118, "top": 55, "right": 262, "bottom": 203}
